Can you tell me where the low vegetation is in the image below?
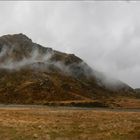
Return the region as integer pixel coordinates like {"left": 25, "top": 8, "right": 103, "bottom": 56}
{"left": 0, "top": 107, "right": 139, "bottom": 140}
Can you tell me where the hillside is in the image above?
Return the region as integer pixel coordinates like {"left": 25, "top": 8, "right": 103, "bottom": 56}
{"left": 135, "top": 88, "right": 140, "bottom": 93}
{"left": 0, "top": 33, "right": 138, "bottom": 108}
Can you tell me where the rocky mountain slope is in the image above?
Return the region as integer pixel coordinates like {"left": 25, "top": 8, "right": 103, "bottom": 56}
{"left": 0, "top": 33, "right": 137, "bottom": 107}
{"left": 135, "top": 88, "right": 140, "bottom": 93}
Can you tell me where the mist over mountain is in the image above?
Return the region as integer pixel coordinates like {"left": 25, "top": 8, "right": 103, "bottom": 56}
{"left": 0, "top": 33, "right": 136, "bottom": 107}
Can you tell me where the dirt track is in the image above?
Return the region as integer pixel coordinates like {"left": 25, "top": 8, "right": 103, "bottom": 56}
{"left": 0, "top": 104, "right": 139, "bottom": 112}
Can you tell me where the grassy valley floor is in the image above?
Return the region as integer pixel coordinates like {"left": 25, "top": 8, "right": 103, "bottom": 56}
{"left": 0, "top": 106, "right": 139, "bottom": 140}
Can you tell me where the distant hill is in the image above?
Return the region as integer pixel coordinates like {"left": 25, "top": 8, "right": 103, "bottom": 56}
{"left": 0, "top": 33, "right": 138, "bottom": 108}
{"left": 135, "top": 88, "right": 140, "bottom": 93}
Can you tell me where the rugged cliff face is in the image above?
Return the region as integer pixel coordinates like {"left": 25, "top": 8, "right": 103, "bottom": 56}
{"left": 0, "top": 33, "right": 135, "bottom": 106}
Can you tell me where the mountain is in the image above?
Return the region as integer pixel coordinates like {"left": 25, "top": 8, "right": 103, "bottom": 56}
{"left": 135, "top": 88, "right": 140, "bottom": 92}
{"left": 0, "top": 33, "right": 138, "bottom": 108}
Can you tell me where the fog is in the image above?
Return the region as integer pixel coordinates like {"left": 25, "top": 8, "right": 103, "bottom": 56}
{"left": 0, "top": 44, "right": 53, "bottom": 69}
{"left": 0, "top": 1, "right": 140, "bottom": 88}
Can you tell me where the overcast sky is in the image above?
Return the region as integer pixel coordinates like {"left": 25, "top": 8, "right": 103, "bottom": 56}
{"left": 0, "top": 1, "right": 140, "bottom": 88}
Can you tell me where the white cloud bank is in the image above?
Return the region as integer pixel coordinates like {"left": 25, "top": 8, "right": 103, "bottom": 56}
{"left": 0, "top": 1, "right": 140, "bottom": 88}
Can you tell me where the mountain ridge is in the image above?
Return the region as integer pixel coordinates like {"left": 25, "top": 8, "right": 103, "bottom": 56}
{"left": 0, "top": 33, "right": 138, "bottom": 108}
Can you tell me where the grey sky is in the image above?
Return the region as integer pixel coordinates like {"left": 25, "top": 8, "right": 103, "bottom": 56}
{"left": 0, "top": 1, "right": 140, "bottom": 88}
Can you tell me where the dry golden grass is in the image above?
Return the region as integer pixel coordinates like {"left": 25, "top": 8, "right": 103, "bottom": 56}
{"left": 0, "top": 106, "right": 139, "bottom": 140}
{"left": 115, "top": 98, "right": 140, "bottom": 109}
